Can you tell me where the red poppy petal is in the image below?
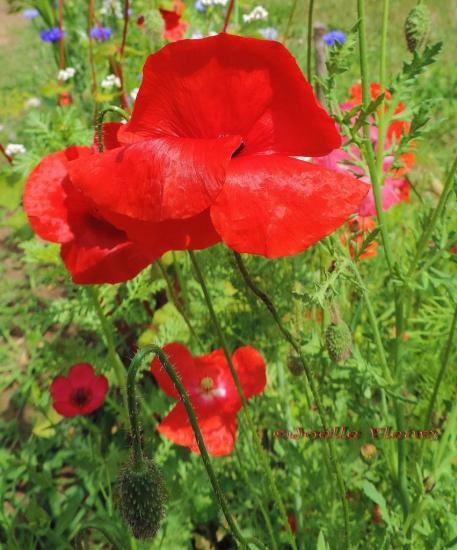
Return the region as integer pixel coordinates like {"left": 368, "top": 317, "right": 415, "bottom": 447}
{"left": 50, "top": 376, "right": 73, "bottom": 402}
{"left": 210, "top": 155, "right": 369, "bottom": 257}
{"left": 68, "top": 363, "right": 95, "bottom": 388}
{"left": 23, "top": 147, "right": 92, "bottom": 243}
{"left": 52, "top": 401, "right": 80, "bottom": 417}
{"left": 68, "top": 135, "right": 242, "bottom": 222}
{"left": 60, "top": 221, "right": 155, "bottom": 285}
{"left": 157, "top": 402, "right": 237, "bottom": 456}
{"left": 93, "top": 122, "right": 123, "bottom": 152}
{"left": 89, "top": 375, "right": 109, "bottom": 406}
{"left": 231, "top": 346, "right": 266, "bottom": 399}
{"left": 107, "top": 208, "right": 221, "bottom": 253}
{"left": 119, "top": 34, "right": 340, "bottom": 157}
{"left": 150, "top": 343, "right": 195, "bottom": 399}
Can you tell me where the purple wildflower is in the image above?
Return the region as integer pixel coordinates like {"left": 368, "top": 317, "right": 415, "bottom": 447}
{"left": 323, "top": 30, "right": 346, "bottom": 46}
{"left": 90, "top": 26, "right": 112, "bottom": 41}
{"left": 23, "top": 8, "right": 39, "bottom": 19}
{"left": 40, "top": 27, "right": 65, "bottom": 43}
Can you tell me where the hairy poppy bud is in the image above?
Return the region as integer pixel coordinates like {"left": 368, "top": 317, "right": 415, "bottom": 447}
{"left": 325, "top": 320, "right": 352, "bottom": 363}
{"left": 423, "top": 475, "right": 435, "bottom": 494}
{"left": 117, "top": 458, "right": 167, "bottom": 540}
{"left": 287, "top": 353, "right": 304, "bottom": 376}
{"left": 404, "top": 4, "right": 430, "bottom": 53}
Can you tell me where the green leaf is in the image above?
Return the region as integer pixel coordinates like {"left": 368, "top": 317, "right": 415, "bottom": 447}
{"left": 362, "top": 480, "right": 391, "bottom": 527}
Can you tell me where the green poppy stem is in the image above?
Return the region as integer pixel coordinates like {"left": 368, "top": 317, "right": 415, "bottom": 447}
{"left": 233, "top": 252, "right": 350, "bottom": 550}
{"left": 95, "top": 106, "right": 129, "bottom": 153}
{"left": 188, "top": 250, "right": 298, "bottom": 550}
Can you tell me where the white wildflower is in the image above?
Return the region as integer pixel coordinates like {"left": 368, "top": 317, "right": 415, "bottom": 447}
{"left": 101, "top": 74, "right": 121, "bottom": 89}
{"left": 243, "top": 5, "right": 268, "bottom": 23}
{"left": 130, "top": 87, "right": 139, "bottom": 101}
{"left": 201, "top": 0, "right": 228, "bottom": 6}
{"left": 58, "top": 67, "right": 76, "bottom": 81}
{"left": 259, "top": 27, "right": 278, "bottom": 40}
{"left": 5, "top": 144, "right": 26, "bottom": 156}
{"left": 100, "top": 0, "right": 123, "bottom": 18}
{"left": 24, "top": 97, "right": 41, "bottom": 108}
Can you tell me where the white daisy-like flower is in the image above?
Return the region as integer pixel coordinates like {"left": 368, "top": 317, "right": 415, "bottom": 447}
{"left": 5, "top": 144, "right": 26, "bottom": 156}
{"left": 243, "top": 5, "right": 268, "bottom": 23}
{"left": 100, "top": 0, "right": 123, "bottom": 18}
{"left": 201, "top": 0, "right": 228, "bottom": 6}
{"left": 101, "top": 74, "right": 121, "bottom": 89}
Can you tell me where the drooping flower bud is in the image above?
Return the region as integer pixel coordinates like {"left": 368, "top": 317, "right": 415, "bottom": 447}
{"left": 117, "top": 458, "right": 167, "bottom": 540}
{"left": 404, "top": 4, "right": 430, "bottom": 53}
{"left": 287, "top": 353, "right": 304, "bottom": 376}
{"left": 325, "top": 320, "right": 352, "bottom": 363}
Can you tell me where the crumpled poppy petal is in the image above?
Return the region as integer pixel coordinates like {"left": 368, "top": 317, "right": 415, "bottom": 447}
{"left": 150, "top": 343, "right": 195, "bottom": 400}
{"left": 93, "top": 122, "right": 124, "bottom": 152}
{"left": 23, "top": 147, "right": 92, "bottom": 243}
{"left": 69, "top": 134, "right": 242, "bottom": 222}
{"left": 157, "top": 402, "right": 237, "bottom": 456}
{"left": 231, "top": 346, "right": 266, "bottom": 400}
{"left": 210, "top": 155, "right": 369, "bottom": 257}
{"left": 118, "top": 33, "right": 340, "bottom": 157}
{"left": 68, "top": 363, "right": 96, "bottom": 388}
{"left": 50, "top": 376, "right": 73, "bottom": 402}
{"left": 107, "top": 208, "right": 221, "bottom": 253}
{"left": 60, "top": 230, "right": 154, "bottom": 285}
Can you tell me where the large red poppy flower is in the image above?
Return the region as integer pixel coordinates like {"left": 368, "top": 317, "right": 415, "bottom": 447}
{"left": 68, "top": 34, "right": 368, "bottom": 259}
{"left": 150, "top": 343, "right": 266, "bottom": 456}
{"left": 23, "top": 123, "right": 216, "bottom": 284}
{"left": 50, "top": 363, "right": 108, "bottom": 417}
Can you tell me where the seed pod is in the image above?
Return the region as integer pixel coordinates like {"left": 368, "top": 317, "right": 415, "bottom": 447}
{"left": 404, "top": 4, "right": 430, "bottom": 53}
{"left": 287, "top": 354, "right": 304, "bottom": 376}
{"left": 325, "top": 320, "right": 352, "bottom": 363}
{"left": 117, "top": 458, "right": 167, "bottom": 540}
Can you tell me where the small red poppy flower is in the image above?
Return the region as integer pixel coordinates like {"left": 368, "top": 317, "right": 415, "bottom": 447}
{"left": 341, "top": 216, "right": 378, "bottom": 259}
{"left": 160, "top": 1, "right": 188, "bottom": 42}
{"left": 372, "top": 503, "right": 382, "bottom": 524}
{"left": 58, "top": 91, "right": 73, "bottom": 107}
{"left": 150, "top": 343, "right": 266, "bottom": 456}
{"left": 69, "top": 34, "right": 368, "bottom": 260}
{"left": 287, "top": 515, "right": 297, "bottom": 534}
{"left": 50, "top": 363, "right": 108, "bottom": 417}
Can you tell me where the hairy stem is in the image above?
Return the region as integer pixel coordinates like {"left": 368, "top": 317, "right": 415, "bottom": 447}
{"left": 188, "top": 250, "right": 297, "bottom": 550}
{"left": 233, "top": 252, "right": 350, "bottom": 549}
{"left": 306, "top": 0, "right": 315, "bottom": 81}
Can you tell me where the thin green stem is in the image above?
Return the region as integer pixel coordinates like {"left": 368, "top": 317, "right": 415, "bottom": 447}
{"left": 357, "top": 0, "right": 409, "bottom": 517}
{"left": 306, "top": 0, "right": 315, "bottom": 81}
{"left": 188, "top": 251, "right": 297, "bottom": 550}
{"left": 96, "top": 106, "right": 129, "bottom": 152}
{"left": 126, "top": 349, "right": 147, "bottom": 469}
{"left": 156, "top": 260, "right": 203, "bottom": 350}
{"left": 423, "top": 302, "right": 457, "bottom": 429}
{"left": 375, "top": 0, "right": 390, "bottom": 182}
{"left": 134, "top": 345, "right": 253, "bottom": 548}
{"left": 87, "top": 286, "right": 128, "bottom": 421}
{"left": 233, "top": 252, "right": 350, "bottom": 550}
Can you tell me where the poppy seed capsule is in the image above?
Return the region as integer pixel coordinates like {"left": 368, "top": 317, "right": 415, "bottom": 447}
{"left": 325, "top": 320, "right": 352, "bottom": 363}
{"left": 117, "top": 458, "right": 167, "bottom": 540}
{"left": 287, "top": 354, "right": 304, "bottom": 376}
{"left": 404, "top": 4, "right": 430, "bottom": 53}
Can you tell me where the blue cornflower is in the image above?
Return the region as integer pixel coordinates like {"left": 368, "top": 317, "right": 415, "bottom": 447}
{"left": 195, "top": 0, "right": 206, "bottom": 13}
{"left": 90, "top": 26, "right": 112, "bottom": 41}
{"left": 259, "top": 27, "right": 279, "bottom": 41}
{"left": 323, "top": 30, "right": 346, "bottom": 46}
{"left": 23, "top": 8, "right": 39, "bottom": 19}
{"left": 40, "top": 27, "right": 65, "bottom": 42}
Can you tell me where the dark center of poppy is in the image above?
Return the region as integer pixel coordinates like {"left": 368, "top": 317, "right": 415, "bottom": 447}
{"left": 200, "top": 376, "right": 214, "bottom": 393}
{"left": 232, "top": 142, "right": 245, "bottom": 158}
{"left": 72, "top": 388, "right": 91, "bottom": 407}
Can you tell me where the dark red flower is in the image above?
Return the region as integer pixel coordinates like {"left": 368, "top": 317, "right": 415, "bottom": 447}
{"left": 372, "top": 503, "right": 382, "bottom": 524}
{"left": 50, "top": 363, "right": 108, "bottom": 416}
{"left": 159, "top": 1, "right": 188, "bottom": 42}
{"left": 23, "top": 123, "right": 214, "bottom": 284}
{"left": 58, "top": 91, "right": 73, "bottom": 107}
{"left": 68, "top": 34, "right": 368, "bottom": 259}
{"left": 150, "top": 343, "right": 266, "bottom": 456}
